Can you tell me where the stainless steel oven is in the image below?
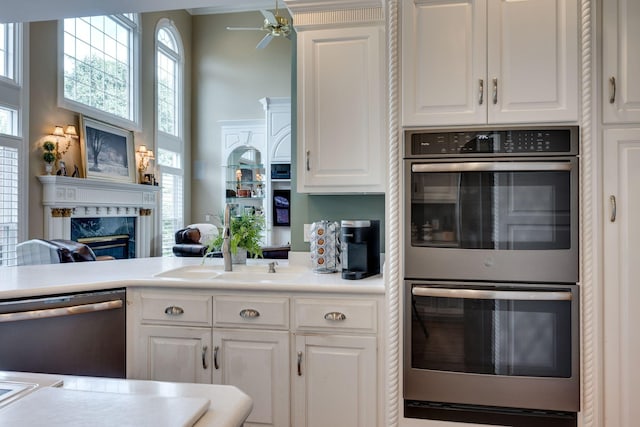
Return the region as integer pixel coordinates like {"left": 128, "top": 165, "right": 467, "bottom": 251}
{"left": 404, "top": 281, "right": 579, "bottom": 413}
{"left": 403, "top": 127, "right": 580, "bottom": 426}
{"left": 404, "top": 126, "right": 579, "bottom": 283}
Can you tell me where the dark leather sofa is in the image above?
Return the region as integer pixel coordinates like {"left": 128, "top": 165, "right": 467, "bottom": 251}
{"left": 172, "top": 227, "right": 290, "bottom": 259}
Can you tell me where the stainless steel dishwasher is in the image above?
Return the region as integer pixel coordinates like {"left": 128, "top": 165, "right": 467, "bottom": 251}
{"left": 0, "top": 289, "right": 126, "bottom": 378}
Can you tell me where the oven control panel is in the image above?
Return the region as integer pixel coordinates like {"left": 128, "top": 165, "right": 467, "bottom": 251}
{"left": 406, "top": 127, "right": 578, "bottom": 157}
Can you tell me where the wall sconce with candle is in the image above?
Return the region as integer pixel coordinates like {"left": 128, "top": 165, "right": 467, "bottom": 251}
{"left": 136, "top": 145, "right": 155, "bottom": 184}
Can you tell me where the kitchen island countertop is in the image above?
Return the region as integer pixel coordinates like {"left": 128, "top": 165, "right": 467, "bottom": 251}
{"left": 0, "top": 371, "right": 252, "bottom": 427}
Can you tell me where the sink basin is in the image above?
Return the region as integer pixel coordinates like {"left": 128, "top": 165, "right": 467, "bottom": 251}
{"left": 155, "top": 263, "right": 305, "bottom": 283}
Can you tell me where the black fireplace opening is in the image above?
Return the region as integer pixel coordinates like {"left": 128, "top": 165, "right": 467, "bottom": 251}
{"left": 71, "top": 217, "right": 135, "bottom": 259}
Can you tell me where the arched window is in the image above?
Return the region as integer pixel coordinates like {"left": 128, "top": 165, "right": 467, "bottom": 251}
{"left": 155, "top": 21, "right": 184, "bottom": 256}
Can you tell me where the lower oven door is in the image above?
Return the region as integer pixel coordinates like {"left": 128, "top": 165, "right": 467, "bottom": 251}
{"left": 404, "top": 281, "right": 579, "bottom": 412}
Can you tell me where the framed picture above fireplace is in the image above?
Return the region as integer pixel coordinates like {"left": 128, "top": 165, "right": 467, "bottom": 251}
{"left": 80, "top": 115, "right": 135, "bottom": 183}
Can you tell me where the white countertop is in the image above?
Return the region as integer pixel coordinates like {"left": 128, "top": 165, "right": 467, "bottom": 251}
{"left": 0, "top": 253, "right": 385, "bottom": 299}
{"left": 0, "top": 371, "right": 252, "bottom": 427}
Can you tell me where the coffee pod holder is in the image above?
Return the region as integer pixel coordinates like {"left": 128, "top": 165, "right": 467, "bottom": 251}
{"left": 309, "top": 220, "right": 341, "bottom": 273}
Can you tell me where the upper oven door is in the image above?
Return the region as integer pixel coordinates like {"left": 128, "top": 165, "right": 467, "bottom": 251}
{"left": 404, "top": 157, "right": 578, "bottom": 283}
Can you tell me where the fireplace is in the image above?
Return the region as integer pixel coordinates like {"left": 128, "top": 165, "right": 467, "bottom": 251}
{"left": 38, "top": 175, "right": 160, "bottom": 257}
{"left": 72, "top": 217, "right": 136, "bottom": 259}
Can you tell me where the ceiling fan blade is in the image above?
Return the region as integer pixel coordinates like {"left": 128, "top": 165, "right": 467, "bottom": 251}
{"left": 256, "top": 33, "right": 274, "bottom": 49}
{"left": 261, "top": 10, "right": 278, "bottom": 26}
{"left": 226, "top": 26, "right": 264, "bottom": 31}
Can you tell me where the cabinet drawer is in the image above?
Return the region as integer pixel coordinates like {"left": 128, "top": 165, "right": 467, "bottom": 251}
{"left": 293, "top": 298, "right": 378, "bottom": 333}
{"left": 213, "top": 295, "right": 289, "bottom": 330}
{"left": 139, "top": 292, "right": 212, "bottom": 327}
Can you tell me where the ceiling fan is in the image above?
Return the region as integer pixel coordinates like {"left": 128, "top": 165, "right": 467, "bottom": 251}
{"left": 226, "top": 0, "right": 292, "bottom": 49}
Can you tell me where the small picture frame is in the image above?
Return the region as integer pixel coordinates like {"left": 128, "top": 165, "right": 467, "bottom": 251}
{"left": 80, "top": 115, "right": 135, "bottom": 183}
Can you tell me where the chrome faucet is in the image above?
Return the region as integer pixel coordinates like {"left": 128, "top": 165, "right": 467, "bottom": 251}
{"left": 222, "top": 204, "right": 232, "bottom": 272}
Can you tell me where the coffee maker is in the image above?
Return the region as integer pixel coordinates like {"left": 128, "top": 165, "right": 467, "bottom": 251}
{"left": 340, "top": 220, "right": 380, "bottom": 280}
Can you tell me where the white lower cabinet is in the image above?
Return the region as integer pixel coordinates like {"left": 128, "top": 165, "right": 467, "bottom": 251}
{"left": 128, "top": 288, "right": 382, "bottom": 427}
{"left": 136, "top": 325, "right": 212, "bottom": 384}
{"left": 292, "top": 334, "right": 377, "bottom": 427}
{"left": 212, "top": 329, "right": 290, "bottom": 427}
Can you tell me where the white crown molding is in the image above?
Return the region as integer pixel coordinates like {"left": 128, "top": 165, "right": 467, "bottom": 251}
{"left": 188, "top": 0, "right": 277, "bottom": 15}
{"left": 292, "top": 7, "right": 383, "bottom": 29}
{"left": 283, "top": 0, "right": 383, "bottom": 14}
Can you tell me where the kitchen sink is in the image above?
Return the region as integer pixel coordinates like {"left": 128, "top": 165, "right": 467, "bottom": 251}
{"left": 154, "top": 263, "right": 306, "bottom": 283}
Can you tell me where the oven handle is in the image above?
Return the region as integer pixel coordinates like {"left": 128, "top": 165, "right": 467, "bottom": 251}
{"left": 411, "top": 162, "right": 572, "bottom": 173}
{"left": 412, "top": 287, "right": 572, "bottom": 301}
{"left": 0, "top": 299, "right": 124, "bottom": 323}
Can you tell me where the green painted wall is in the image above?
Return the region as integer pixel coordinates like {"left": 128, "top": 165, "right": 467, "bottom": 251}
{"left": 288, "top": 33, "right": 386, "bottom": 252}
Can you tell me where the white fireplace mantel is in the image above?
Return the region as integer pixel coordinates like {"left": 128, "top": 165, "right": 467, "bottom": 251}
{"left": 38, "top": 176, "right": 161, "bottom": 258}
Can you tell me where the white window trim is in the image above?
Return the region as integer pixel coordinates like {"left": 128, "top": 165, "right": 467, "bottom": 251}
{"left": 0, "top": 23, "right": 28, "bottom": 265}
{"left": 56, "top": 15, "right": 142, "bottom": 132}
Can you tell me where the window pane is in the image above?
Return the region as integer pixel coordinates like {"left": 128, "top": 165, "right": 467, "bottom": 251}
{"left": 63, "top": 15, "right": 136, "bottom": 120}
{"left": 0, "top": 146, "right": 18, "bottom": 266}
{"left": 0, "top": 23, "right": 15, "bottom": 80}
{"left": 161, "top": 172, "right": 184, "bottom": 256}
{"left": 0, "top": 106, "right": 18, "bottom": 136}
{"left": 157, "top": 148, "right": 180, "bottom": 168}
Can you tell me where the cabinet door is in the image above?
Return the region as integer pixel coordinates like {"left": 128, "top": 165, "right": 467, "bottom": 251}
{"left": 134, "top": 325, "right": 211, "bottom": 384}
{"left": 297, "top": 26, "right": 385, "bottom": 193}
{"left": 603, "top": 129, "right": 640, "bottom": 427}
{"left": 487, "top": 0, "right": 578, "bottom": 123}
{"left": 401, "top": 0, "right": 487, "bottom": 126}
{"left": 603, "top": 0, "right": 640, "bottom": 123}
{"left": 212, "top": 330, "right": 290, "bottom": 427}
{"left": 292, "top": 334, "right": 377, "bottom": 427}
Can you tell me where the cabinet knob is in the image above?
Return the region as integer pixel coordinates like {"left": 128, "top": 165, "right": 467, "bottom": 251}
{"left": 324, "top": 311, "right": 347, "bottom": 321}
{"left": 239, "top": 308, "right": 260, "bottom": 319}
{"left": 164, "top": 306, "right": 184, "bottom": 316}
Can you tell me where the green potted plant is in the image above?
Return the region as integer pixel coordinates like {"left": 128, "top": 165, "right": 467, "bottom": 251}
{"left": 205, "top": 212, "right": 264, "bottom": 263}
{"left": 42, "top": 140, "right": 56, "bottom": 174}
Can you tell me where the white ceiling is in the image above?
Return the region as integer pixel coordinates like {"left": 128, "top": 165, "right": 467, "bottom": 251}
{"left": 2, "top": 0, "right": 277, "bottom": 23}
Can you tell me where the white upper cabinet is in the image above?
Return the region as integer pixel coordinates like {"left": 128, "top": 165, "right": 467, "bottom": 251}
{"left": 402, "top": 0, "right": 578, "bottom": 126}
{"left": 603, "top": 0, "right": 640, "bottom": 123}
{"left": 296, "top": 23, "right": 386, "bottom": 193}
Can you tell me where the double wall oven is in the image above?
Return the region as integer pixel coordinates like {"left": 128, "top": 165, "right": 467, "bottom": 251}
{"left": 403, "top": 127, "right": 580, "bottom": 426}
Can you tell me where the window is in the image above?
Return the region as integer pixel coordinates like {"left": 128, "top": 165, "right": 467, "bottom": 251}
{"left": 0, "top": 23, "right": 16, "bottom": 81}
{"left": 155, "top": 21, "right": 184, "bottom": 256}
{"left": 0, "top": 23, "right": 22, "bottom": 267}
{"left": 61, "top": 14, "right": 139, "bottom": 126}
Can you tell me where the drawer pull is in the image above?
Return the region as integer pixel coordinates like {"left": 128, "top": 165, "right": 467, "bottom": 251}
{"left": 239, "top": 308, "right": 260, "bottom": 319}
{"left": 164, "top": 306, "right": 184, "bottom": 316}
{"left": 297, "top": 351, "right": 303, "bottom": 376}
{"left": 202, "top": 345, "right": 208, "bottom": 370}
{"left": 324, "top": 312, "right": 347, "bottom": 321}
{"left": 213, "top": 345, "right": 219, "bottom": 370}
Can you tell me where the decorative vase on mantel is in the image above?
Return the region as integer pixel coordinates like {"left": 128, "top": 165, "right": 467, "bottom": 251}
{"left": 231, "top": 248, "right": 248, "bottom": 265}
{"left": 44, "top": 162, "right": 54, "bottom": 175}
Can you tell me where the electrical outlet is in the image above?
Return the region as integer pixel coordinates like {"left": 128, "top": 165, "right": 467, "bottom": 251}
{"left": 204, "top": 214, "right": 212, "bottom": 222}
{"left": 303, "top": 224, "right": 311, "bottom": 242}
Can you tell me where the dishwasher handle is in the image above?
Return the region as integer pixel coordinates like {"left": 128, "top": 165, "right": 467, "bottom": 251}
{"left": 0, "top": 299, "right": 124, "bottom": 323}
